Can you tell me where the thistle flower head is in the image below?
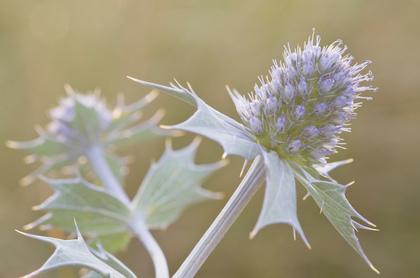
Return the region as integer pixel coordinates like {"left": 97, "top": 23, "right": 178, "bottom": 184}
{"left": 46, "top": 87, "right": 113, "bottom": 149}
{"left": 128, "top": 31, "right": 379, "bottom": 273}
{"left": 8, "top": 85, "right": 174, "bottom": 185}
{"left": 233, "top": 30, "right": 376, "bottom": 165}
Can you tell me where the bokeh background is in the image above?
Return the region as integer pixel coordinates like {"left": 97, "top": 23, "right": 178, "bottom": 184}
{"left": 1, "top": 0, "right": 419, "bottom": 277}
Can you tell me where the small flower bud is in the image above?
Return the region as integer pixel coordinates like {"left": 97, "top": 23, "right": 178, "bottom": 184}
{"left": 314, "top": 103, "right": 328, "bottom": 116}
{"left": 294, "top": 105, "right": 305, "bottom": 120}
{"left": 288, "top": 140, "right": 302, "bottom": 153}
{"left": 298, "top": 79, "right": 309, "bottom": 96}
{"left": 333, "top": 96, "right": 348, "bottom": 108}
{"left": 302, "top": 61, "right": 315, "bottom": 76}
{"left": 324, "top": 138, "right": 338, "bottom": 150}
{"left": 341, "top": 87, "right": 355, "bottom": 97}
{"left": 284, "top": 83, "right": 295, "bottom": 100}
{"left": 266, "top": 95, "right": 278, "bottom": 113}
{"left": 333, "top": 112, "right": 348, "bottom": 125}
{"left": 276, "top": 116, "right": 287, "bottom": 133}
{"left": 250, "top": 117, "right": 263, "bottom": 135}
{"left": 303, "top": 126, "right": 318, "bottom": 138}
{"left": 319, "top": 78, "right": 334, "bottom": 94}
{"left": 270, "top": 80, "right": 283, "bottom": 95}
{"left": 251, "top": 100, "right": 262, "bottom": 117}
{"left": 321, "top": 124, "right": 338, "bottom": 137}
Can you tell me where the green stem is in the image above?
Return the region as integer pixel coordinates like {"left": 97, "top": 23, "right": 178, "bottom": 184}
{"left": 86, "top": 144, "right": 131, "bottom": 206}
{"left": 173, "top": 155, "right": 266, "bottom": 278}
{"left": 131, "top": 214, "right": 170, "bottom": 278}
{"left": 86, "top": 144, "right": 169, "bottom": 278}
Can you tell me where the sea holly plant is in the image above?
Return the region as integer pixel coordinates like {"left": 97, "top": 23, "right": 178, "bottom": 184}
{"left": 11, "top": 30, "right": 379, "bottom": 278}
{"left": 129, "top": 30, "right": 379, "bottom": 277}
{"left": 10, "top": 88, "right": 226, "bottom": 277}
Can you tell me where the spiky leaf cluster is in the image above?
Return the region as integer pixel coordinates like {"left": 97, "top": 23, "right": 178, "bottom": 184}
{"left": 25, "top": 140, "right": 225, "bottom": 254}
{"left": 8, "top": 86, "right": 173, "bottom": 185}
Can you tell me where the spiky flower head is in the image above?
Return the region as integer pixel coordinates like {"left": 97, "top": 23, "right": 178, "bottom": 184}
{"left": 8, "top": 85, "right": 174, "bottom": 185}
{"left": 232, "top": 30, "right": 376, "bottom": 165}
{"left": 46, "top": 88, "right": 113, "bottom": 149}
{"left": 128, "top": 30, "right": 379, "bottom": 273}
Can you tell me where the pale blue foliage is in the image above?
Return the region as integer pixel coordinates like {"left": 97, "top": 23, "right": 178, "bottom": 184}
{"left": 7, "top": 86, "right": 174, "bottom": 185}
{"left": 26, "top": 176, "right": 131, "bottom": 234}
{"left": 25, "top": 176, "right": 132, "bottom": 253}
{"left": 132, "top": 138, "right": 226, "bottom": 229}
{"left": 171, "top": 88, "right": 261, "bottom": 160}
{"left": 250, "top": 151, "right": 309, "bottom": 248}
{"left": 130, "top": 78, "right": 261, "bottom": 160}
{"left": 80, "top": 244, "right": 138, "bottom": 278}
{"left": 291, "top": 163, "right": 378, "bottom": 273}
{"left": 127, "top": 77, "right": 197, "bottom": 107}
{"left": 25, "top": 139, "right": 225, "bottom": 254}
{"left": 19, "top": 222, "right": 136, "bottom": 278}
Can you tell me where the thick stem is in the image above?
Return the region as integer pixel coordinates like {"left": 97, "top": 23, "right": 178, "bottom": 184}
{"left": 86, "top": 144, "right": 169, "bottom": 278}
{"left": 131, "top": 214, "right": 170, "bottom": 278}
{"left": 85, "top": 144, "right": 131, "bottom": 206}
{"left": 173, "top": 155, "right": 266, "bottom": 278}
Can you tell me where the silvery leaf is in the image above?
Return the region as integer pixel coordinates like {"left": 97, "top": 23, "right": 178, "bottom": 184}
{"left": 250, "top": 151, "right": 309, "bottom": 247}
{"left": 19, "top": 222, "right": 135, "bottom": 278}
{"left": 132, "top": 138, "right": 225, "bottom": 229}
{"left": 291, "top": 163, "right": 379, "bottom": 273}
{"left": 130, "top": 78, "right": 261, "bottom": 160}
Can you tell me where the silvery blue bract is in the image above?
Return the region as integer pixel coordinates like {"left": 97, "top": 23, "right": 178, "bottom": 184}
{"left": 19, "top": 222, "right": 136, "bottom": 278}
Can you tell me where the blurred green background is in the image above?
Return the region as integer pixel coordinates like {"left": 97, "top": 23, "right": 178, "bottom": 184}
{"left": 1, "top": 0, "right": 419, "bottom": 277}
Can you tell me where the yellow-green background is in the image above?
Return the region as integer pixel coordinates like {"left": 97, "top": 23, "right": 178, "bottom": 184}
{"left": 1, "top": 0, "right": 419, "bottom": 277}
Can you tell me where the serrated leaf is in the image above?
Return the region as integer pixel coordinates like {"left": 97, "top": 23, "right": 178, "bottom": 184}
{"left": 313, "top": 159, "right": 354, "bottom": 182}
{"left": 72, "top": 96, "right": 104, "bottom": 142}
{"left": 107, "top": 91, "right": 159, "bottom": 131}
{"left": 7, "top": 132, "right": 83, "bottom": 186}
{"left": 132, "top": 138, "right": 225, "bottom": 229}
{"left": 128, "top": 77, "right": 197, "bottom": 107}
{"left": 132, "top": 79, "right": 261, "bottom": 160}
{"left": 19, "top": 223, "right": 136, "bottom": 278}
{"left": 108, "top": 110, "right": 178, "bottom": 149}
{"left": 172, "top": 96, "right": 261, "bottom": 159}
{"left": 290, "top": 162, "right": 378, "bottom": 273}
{"left": 8, "top": 88, "right": 172, "bottom": 185}
{"left": 88, "top": 243, "right": 136, "bottom": 278}
{"left": 250, "top": 151, "right": 309, "bottom": 247}
{"left": 18, "top": 159, "right": 73, "bottom": 186}
{"left": 7, "top": 133, "right": 75, "bottom": 157}
{"left": 26, "top": 176, "right": 132, "bottom": 252}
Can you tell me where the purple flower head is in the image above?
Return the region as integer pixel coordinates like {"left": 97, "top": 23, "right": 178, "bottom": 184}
{"left": 233, "top": 30, "right": 376, "bottom": 165}
{"left": 8, "top": 85, "right": 172, "bottom": 185}
{"left": 46, "top": 89, "right": 113, "bottom": 147}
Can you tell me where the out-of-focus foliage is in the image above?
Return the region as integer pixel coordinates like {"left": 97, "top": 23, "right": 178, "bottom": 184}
{"left": 19, "top": 223, "right": 136, "bottom": 278}
{"left": 1, "top": 0, "right": 420, "bottom": 277}
{"left": 133, "top": 138, "right": 225, "bottom": 230}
